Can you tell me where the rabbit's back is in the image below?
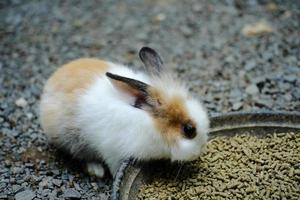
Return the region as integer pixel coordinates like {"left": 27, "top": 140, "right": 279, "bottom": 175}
{"left": 39, "top": 58, "right": 109, "bottom": 142}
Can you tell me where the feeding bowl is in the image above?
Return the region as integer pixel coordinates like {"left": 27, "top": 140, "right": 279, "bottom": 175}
{"left": 111, "top": 111, "right": 300, "bottom": 200}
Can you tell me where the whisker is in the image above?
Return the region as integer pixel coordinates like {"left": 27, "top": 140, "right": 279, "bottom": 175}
{"left": 174, "top": 162, "right": 184, "bottom": 181}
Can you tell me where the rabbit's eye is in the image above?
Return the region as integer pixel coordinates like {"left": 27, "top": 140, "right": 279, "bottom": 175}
{"left": 182, "top": 123, "right": 196, "bottom": 139}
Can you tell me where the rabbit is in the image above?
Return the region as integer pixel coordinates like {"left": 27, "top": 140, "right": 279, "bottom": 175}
{"left": 39, "top": 47, "right": 209, "bottom": 177}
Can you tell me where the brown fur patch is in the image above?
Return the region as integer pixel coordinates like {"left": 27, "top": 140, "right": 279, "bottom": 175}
{"left": 40, "top": 58, "right": 109, "bottom": 137}
{"left": 47, "top": 58, "right": 109, "bottom": 95}
{"left": 148, "top": 88, "right": 196, "bottom": 145}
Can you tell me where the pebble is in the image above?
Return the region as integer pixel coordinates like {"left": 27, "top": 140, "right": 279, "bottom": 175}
{"left": 99, "top": 193, "right": 109, "bottom": 200}
{"left": 180, "top": 25, "right": 194, "bottom": 37}
{"left": 0, "top": 183, "right": 7, "bottom": 190}
{"left": 12, "top": 185, "right": 24, "bottom": 193}
{"left": 244, "top": 60, "right": 256, "bottom": 71}
{"left": 91, "top": 182, "right": 98, "bottom": 190}
{"left": 51, "top": 169, "right": 60, "bottom": 176}
{"left": 232, "top": 102, "right": 243, "bottom": 111}
{"left": 74, "top": 182, "right": 82, "bottom": 191}
{"left": 284, "top": 75, "right": 297, "bottom": 83}
{"left": 12, "top": 167, "right": 23, "bottom": 174}
{"left": 254, "top": 98, "right": 273, "bottom": 108}
{"left": 24, "top": 163, "right": 34, "bottom": 168}
{"left": 192, "top": 3, "right": 202, "bottom": 12}
{"left": 246, "top": 84, "right": 259, "bottom": 95}
{"left": 153, "top": 13, "right": 166, "bottom": 22}
{"left": 15, "top": 190, "right": 36, "bottom": 200}
{"left": 52, "top": 179, "right": 62, "bottom": 187}
{"left": 266, "top": 3, "right": 278, "bottom": 12}
{"left": 241, "top": 21, "right": 273, "bottom": 37}
{"left": 63, "top": 188, "right": 81, "bottom": 199}
{"left": 0, "top": 194, "right": 8, "bottom": 199}
{"left": 15, "top": 98, "right": 28, "bottom": 107}
{"left": 30, "top": 175, "right": 41, "bottom": 183}
{"left": 38, "top": 178, "right": 49, "bottom": 188}
{"left": 283, "top": 93, "right": 292, "bottom": 101}
{"left": 26, "top": 112, "right": 33, "bottom": 119}
{"left": 48, "top": 190, "right": 57, "bottom": 200}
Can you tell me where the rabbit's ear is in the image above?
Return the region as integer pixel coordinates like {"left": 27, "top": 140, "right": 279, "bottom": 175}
{"left": 106, "top": 72, "right": 152, "bottom": 109}
{"left": 139, "top": 47, "right": 163, "bottom": 75}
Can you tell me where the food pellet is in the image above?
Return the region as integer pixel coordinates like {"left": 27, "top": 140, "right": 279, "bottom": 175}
{"left": 137, "top": 133, "right": 300, "bottom": 199}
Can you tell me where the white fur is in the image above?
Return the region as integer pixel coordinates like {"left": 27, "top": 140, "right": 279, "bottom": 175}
{"left": 77, "top": 64, "right": 170, "bottom": 174}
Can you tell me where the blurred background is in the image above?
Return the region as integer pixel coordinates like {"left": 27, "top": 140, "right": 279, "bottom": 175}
{"left": 0, "top": 0, "right": 299, "bottom": 199}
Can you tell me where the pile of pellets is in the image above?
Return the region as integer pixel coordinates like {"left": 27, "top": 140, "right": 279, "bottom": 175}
{"left": 137, "top": 133, "right": 300, "bottom": 200}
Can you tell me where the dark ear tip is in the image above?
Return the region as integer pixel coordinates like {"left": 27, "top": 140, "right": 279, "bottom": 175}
{"left": 106, "top": 72, "right": 117, "bottom": 80}
{"left": 105, "top": 72, "right": 112, "bottom": 77}
{"left": 139, "top": 46, "right": 163, "bottom": 63}
{"left": 140, "top": 46, "right": 154, "bottom": 52}
{"left": 139, "top": 47, "right": 156, "bottom": 57}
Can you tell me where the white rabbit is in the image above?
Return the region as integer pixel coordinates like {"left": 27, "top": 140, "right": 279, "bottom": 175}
{"left": 39, "top": 47, "right": 209, "bottom": 177}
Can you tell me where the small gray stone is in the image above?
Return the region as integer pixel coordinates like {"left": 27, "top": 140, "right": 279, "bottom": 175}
{"left": 15, "top": 190, "right": 36, "bottom": 200}
{"left": 24, "top": 163, "right": 34, "bottom": 168}
{"left": 225, "top": 55, "right": 235, "bottom": 63}
{"left": 2, "top": 179, "right": 9, "bottom": 183}
{"left": 63, "top": 188, "right": 81, "bottom": 199}
{"left": 68, "top": 174, "right": 74, "bottom": 182}
{"left": 152, "top": 13, "right": 166, "bottom": 22}
{"left": 26, "top": 112, "right": 33, "bottom": 120}
{"left": 4, "top": 160, "right": 11, "bottom": 167}
{"left": 73, "top": 183, "right": 81, "bottom": 191}
{"left": 52, "top": 179, "right": 62, "bottom": 187}
{"left": 38, "top": 178, "right": 49, "bottom": 188}
{"left": 21, "top": 182, "right": 29, "bottom": 187}
{"left": 0, "top": 194, "right": 8, "bottom": 199}
{"left": 284, "top": 75, "right": 297, "bottom": 83}
{"left": 246, "top": 84, "right": 259, "bottom": 95}
{"left": 0, "top": 183, "right": 6, "bottom": 190}
{"left": 245, "top": 60, "right": 256, "bottom": 71}
{"left": 99, "top": 193, "right": 108, "bottom": 200}
{"left": 13, "top": 185, "right": 24, "bottom": 193}
{"left": 42, "top": 189, "right": 51, "bottom": 197}
{"left": 51, "top": 169, "right": 60, "bottom": 175}
{"left": 180, "top": 25, "right": 193, "bottom": 37}
{"left": 30, "top": 175, "right": 41, "bottom": 183}
{"left": 230, "top": 88, "right": 243, "bottom": 101}
{"left": 192, "top": 3, "right": 202, "bottom": 12}
{"left": 48, "top": 190, "right": 57, "bottom": 200}
{"left": 61, "top": 174, "right": 69, "bottom": 180}
{"left": 0, "top": 169, "right": 8, "bottom": 173}
{"left": 10, "top": 177, "right": 16, "bottom": 184}
{"left": 15, "top": 98, "right": 28, "bottom": 107}
{"left": 254, "top": 98, "right": 273, "bottom": 108}
{"left": 283, "top": 93, "right": 292, "bottom": 101}
{"left": 232, "top": 102, "right": 243, "bottom": 111}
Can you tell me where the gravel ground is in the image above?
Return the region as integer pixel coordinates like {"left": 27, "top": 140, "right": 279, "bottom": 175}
{"left": 1, "top": 0, "right": 299, "bottom": 199}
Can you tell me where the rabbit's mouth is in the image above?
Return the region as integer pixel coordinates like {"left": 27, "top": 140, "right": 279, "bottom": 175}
{"left": 170, "top": 139, "right": 203, "bottom": 162}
